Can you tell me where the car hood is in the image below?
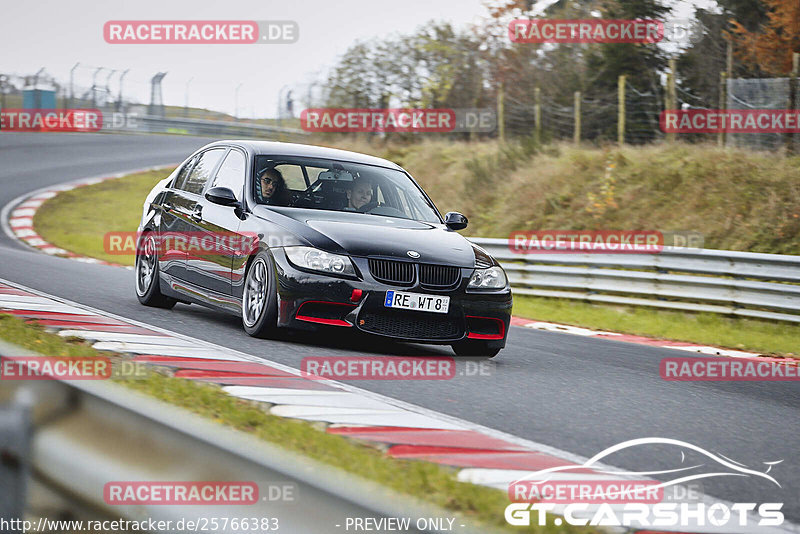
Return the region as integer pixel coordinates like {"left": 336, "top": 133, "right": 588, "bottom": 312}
{"left": 254, "top": 207, "right": 476, "bottom": 267}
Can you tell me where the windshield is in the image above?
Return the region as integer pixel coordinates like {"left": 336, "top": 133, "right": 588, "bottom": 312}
{"left": 252, "top": 155, "right": 441, "bottom": 223}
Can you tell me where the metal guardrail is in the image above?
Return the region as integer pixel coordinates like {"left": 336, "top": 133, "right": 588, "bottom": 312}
{"left": 104, "top": 112, "right": 309, "bottom": 140}
{"left": 136, "top": 114, "right": 307, "bottom": 138}
{"left": 469, "top": 238, "right": 800, "bottom": 323}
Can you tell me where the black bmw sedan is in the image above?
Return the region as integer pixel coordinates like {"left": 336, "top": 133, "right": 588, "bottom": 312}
{"left": 135, "top": 140, "right": 511, "bottom": 357}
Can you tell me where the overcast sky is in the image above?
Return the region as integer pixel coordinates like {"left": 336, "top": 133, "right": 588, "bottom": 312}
{"left": 1, "top": 0, "right": 710, "bottom": 118}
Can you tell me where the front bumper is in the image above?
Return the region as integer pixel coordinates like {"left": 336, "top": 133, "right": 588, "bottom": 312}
{"left": 270, "top": 249, "right": 512, "bottom": 346}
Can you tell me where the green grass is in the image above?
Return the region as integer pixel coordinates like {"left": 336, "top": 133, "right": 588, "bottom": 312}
{"left": 366, "top": 140, "right": 800, "bottom": 254}
{"left": 0, "top": 313, "right": 592, "bottom": 533}
{"left": 0, "top": 313, "right": 103, "bottom": 357}
{"left": 34, "top": 168, "right": 171, "bottom": 266}
{"left": 513, "top": 295, "right": 799, "bottom": 357}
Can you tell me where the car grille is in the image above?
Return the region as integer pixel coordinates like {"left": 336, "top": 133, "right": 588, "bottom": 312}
{"left": 368, "top": 259, "right": 415, "bottom": 285}
{"left": 358, "top": 311, "right": 462, "bottom": 340}
{"left": 368, "top": 259, "right": 461, "bottom": 288}
{"left": 419, "top": 264, "right": 460, "bottom": 288}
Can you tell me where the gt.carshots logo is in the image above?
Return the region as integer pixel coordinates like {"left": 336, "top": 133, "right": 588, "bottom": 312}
{"left": 509, "top": 19, "right": 663, "bottom": 43}
{"left": 300, "top": 108, "right": 456, "bottom": 133}
{"left": 504, "top": 438, "right": 785, "bottom": 529}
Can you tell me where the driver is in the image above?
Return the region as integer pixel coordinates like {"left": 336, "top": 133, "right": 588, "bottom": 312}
{"left": 346, "top": 177, "right": 374, "bottom": 211}
{"left": 258, "top": 168, "right": 290, "bottom": 206}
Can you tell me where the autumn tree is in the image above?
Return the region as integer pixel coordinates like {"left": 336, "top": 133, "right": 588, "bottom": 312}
{"left": 729, "top": 0, "right": 800, "bottom": 75}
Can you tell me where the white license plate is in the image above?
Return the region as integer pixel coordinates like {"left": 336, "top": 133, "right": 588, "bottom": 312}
{"left": 384, "top": 290, "right": 450, "bottom": 314}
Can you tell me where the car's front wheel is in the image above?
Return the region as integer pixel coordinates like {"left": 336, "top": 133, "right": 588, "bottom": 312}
{"left": 451, "top": 340, "right": 501, "bottom": 358}
{"left": 135, "top": 232, "right": 177, "bottom": 309}
{"left": 242, "top": 252, "right": 279, "bottom": 338}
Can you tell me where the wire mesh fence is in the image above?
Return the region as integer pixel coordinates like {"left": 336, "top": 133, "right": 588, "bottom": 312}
{"left": 502, "top": 73, "right": 799, "bottom": 151}
{"left": 2, "top": 64, "right": 800, "bottom": 151}
{"left": 727, "top": 77, "right": 800, "bottom": 151}
{"left": 0, "top": 66, "right": 311, "bottom": 139}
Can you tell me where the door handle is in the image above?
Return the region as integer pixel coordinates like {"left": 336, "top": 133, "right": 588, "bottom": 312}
{"left": 190, "top": 206, "right": 203, "bottom": 223}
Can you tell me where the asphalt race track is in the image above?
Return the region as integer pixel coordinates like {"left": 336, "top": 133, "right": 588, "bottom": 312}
{"left": 1, "top": 132, "right": 799, "bottom": 522}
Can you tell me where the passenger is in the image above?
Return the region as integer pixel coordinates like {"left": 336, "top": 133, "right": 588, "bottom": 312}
{"left": 345, "top": 178, "right": 374, "bottom": 211}
{"left": 258, "top": 168, "right": 290, "bottom": 206}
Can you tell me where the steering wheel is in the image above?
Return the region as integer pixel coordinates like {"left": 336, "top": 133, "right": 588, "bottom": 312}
{"left": 292, "top": 179, "right": 323, "bottom": 208}
{"left": 357, "top": 200, "right": 379, "bottom": 213}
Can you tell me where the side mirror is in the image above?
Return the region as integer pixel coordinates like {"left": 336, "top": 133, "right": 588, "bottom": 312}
{"left": 444, "top": 211, "right": 468, "bottom": 230}
{"left": 205, "top": 187, "right": 239, "bottom": 207}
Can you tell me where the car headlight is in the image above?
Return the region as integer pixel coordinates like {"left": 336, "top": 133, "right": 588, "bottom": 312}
{"left": 468, "top": 266, "right": 507, "bottom": 289}
{"left": 284, "top": 246, "right": 356, "bottom": 276}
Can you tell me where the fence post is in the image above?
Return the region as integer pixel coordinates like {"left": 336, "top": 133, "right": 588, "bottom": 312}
{"left": 726, "top": 39, "right": 733, "bottom": 81}
{"left": 718, "top": 71, "right": 727, "bottom": 147}
{"left": 0, "top": 398, "right": 32, "bottom": 533}
{"left": 0, "top": 75, "right": 6, "bottom": 111}
{"left": 534, "top": 87, "right": 541, "bottom": 144}
{"left": 573, "top": 91, "right": 581, "bottom": 145}
{"left": 788, "top": 52, "right": 799, "bottom": 154}
{"left": 617, "top": 75, "right": 626, "bottom": 146}
{"left": 666, "top": 59, "right": 677, "bottom": 143}
{"left": 497, "top": 81, "right": 505, "bottom": 143}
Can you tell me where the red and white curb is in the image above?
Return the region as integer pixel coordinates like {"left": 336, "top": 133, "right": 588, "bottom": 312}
{"left": 510, "top": 317, "right": 795, "bottom": 364}
{"left": 0, "top": 278, "right": 795, "bottom": 534}
{"left": 1, "top": 166, "right": 174, "bottom": 268}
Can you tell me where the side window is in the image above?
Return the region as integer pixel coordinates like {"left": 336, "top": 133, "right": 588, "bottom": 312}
{"left": 210, "top": 149, "right": 246, "bottom": 200}
{"left": 180, "top": 148, "right": 225, "bottom": 195}
{"left": 304, "top": 166, "right": 327, "bottom": 185}
{"left": 274, "top": 164, "right": 307, "bottom": 190}
{"left": 172, "top": 156, "right": 196, "bottom": 190}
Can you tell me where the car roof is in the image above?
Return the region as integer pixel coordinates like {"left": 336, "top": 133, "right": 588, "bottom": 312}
{"left": 201, "top": 140, "right": 403, "bottom": 171}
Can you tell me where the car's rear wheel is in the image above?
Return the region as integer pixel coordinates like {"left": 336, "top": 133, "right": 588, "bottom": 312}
{"left": 242, "top": 252, "right": 278, "bottom": 338}
{"left": 135, "top": 232, "right": 177, "bottom": 309}
{"left": 451, "top": 340, "right": 501, "bottom": 358}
